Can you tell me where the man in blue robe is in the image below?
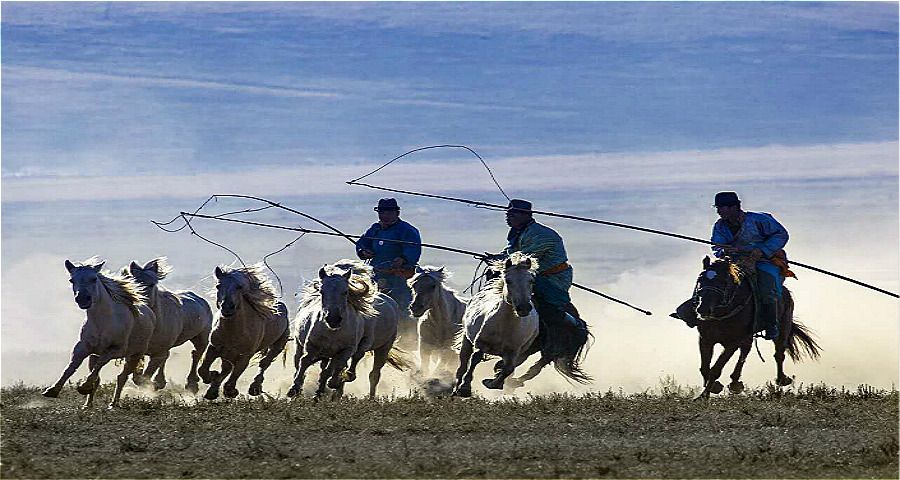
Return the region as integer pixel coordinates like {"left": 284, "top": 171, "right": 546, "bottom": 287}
{"left": 356, "top": 198, "right": 422, "bottom": 337}
{"left": 673, "top": 192, "right": 790, "bottom": 339}
{"left": 491, "top": 199, "right": 588, "bottom": 360}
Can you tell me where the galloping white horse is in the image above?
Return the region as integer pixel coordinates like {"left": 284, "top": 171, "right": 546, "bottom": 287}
{"left": 452, "top": 252, "right": 539, "bottom": 397}
{"left": 329, "top": 260, "right": 412, "bottom": 396}
{"left": 289, "top": 265, "right": 378, "bottom": 399}
{"left": 43, "top": 258, "right": 156, "bottom": 409}
{"left": 409, "top": 266, "right": 466, "bottom": 375}
{"left": 198, "top": 265, "right": 289, "bottom": 400}
{"left": 126, "top": 258, "right": 213, "bottom": 393}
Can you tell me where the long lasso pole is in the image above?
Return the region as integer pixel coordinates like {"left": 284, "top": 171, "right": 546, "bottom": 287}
{"left": 345, "top": 181, "right": 898, "bottom": 299}
{"left": 179, "top": 211, "right": 653, "bottom": 315}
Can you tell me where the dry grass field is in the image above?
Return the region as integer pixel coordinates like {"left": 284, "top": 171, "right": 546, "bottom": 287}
{"left": 1, "top": 382, "right": 897, "bottom": 479}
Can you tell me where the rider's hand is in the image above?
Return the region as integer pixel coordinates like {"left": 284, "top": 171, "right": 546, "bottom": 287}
{"left": 358, "top": 249, "right": 375, "bottom": 260}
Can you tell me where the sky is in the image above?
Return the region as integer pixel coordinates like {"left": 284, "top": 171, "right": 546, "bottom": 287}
{"left": 1, "top": 2, "right": 897, "bottom": 394}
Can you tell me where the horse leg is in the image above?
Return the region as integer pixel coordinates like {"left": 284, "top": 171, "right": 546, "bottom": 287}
{"left": 43, "top": 341, "right": 90, "bottom": 398}
{"left": 484, "top": 350, "right": 518, "bottom": 390}
{"left": 696, "top": 337, "right": 715, "bottom": 398}
{"left": 508, "top": 355, "right": 552, "bottom": 389}
{"left": 204, "top": 358, "right": 233, "bottom": 401}
{"left": 315, "top": 359, "right": 335, "bottom": 399}
{"left": 368, "top": 344, "right": 391, "bottom": 398}
{"left": 346, "top": 350, "right": 365, "bottom": 384}
{"left": 248, "top": 332, "right": 289, "bottom": 396}
{"left": 198, "top": 344, "right": 219, "bottom": 385}
{"left": 417, "top": 341, "right": 433, "bottom": 377}
{"left": 728, "top": 341, "right": 752, "bottom": 394}
{"left": 696, "top": 344, "right": 739, "bottom": 399}
{"left": 185, "top": 332, "right": 209, "bottom": 393}
{"left": 152, "top": 356, "right": 169, "bottom": 390}
{"left": 287, "top": 352, "right": 318, "bottom": 398}
{"left": 109, "top": 354, "right": 143, "bottom": 409}
{"left": 135, "top": 353, "right": 165, "bottom": 388}
{"left": 82, "top": 354, "right": 100, "bottom": 409}
{"left": 774, "top": 299, "right": 794, "bottom": 387}
{"left": 222, "top": 356, "right": 251, "bottom": 398}
{"left": 326, "top": 348, "right": 354, "bottom": 391}
{"left": 452, "top": 336, "right": 475, "bottom": 397}
{"left": 77, "top": 347, "right": 123, "bottom": 396}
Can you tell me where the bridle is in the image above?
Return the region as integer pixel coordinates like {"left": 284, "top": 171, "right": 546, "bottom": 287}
{"left": 693, "top": 271, "right": 752, "bottom": 322}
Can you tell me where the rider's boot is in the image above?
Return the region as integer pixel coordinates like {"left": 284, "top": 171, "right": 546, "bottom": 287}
{"left": 759, "top": 301, "right": 779, "bottom": 340}
{"left": 670, "top": 299, "right": 698, "bottom": 328}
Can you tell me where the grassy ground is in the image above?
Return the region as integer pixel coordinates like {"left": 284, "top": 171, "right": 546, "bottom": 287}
{"left": 1, "top": 382, "right": 897, "bottom": 479}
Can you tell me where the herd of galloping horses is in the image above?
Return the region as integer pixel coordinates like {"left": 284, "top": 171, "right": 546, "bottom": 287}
{"left": 43, "top": 252, "right": 820, "bottom": 409}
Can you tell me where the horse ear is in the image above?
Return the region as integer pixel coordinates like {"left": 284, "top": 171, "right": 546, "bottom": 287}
{"left": 92, "top": 262, "right": 105, "bottom": 272}
{"left": 703, "top": 256, "right": 711, "bottom": 270}
{"left": 215, "top": 266, "right": 224, "bottom": 279}
{"left": 415, "top": 266, "right": 424, "bottom": 274}
{"left": 437, "top": 266, "right": 444, "bottom": 274}
{"left": 504, "top": 258, "right": 513, "bottom": 270}
{"left": 319, "top": 267, "right": 328, "bottom": 279}
{"left": 144, "top": 259, "right": 158, "bottom": 273}
{"left": 130, "top": 261, "right": 141, "bottom": 274}
{"left": 65, "top": 260, "right": 76, "bottom": 273}
{"left": 342, "top": 269, "right": 352, "bottom": 280}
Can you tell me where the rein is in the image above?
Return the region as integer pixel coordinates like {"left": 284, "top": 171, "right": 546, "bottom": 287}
{"left": 694, "top": 276, "right": 753, "bottom": 322}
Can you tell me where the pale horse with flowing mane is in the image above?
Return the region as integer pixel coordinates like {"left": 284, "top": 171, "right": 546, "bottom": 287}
{"left": 198, "top": 265, "right": 289, "bottom": 400}
{"left": 452, "top": 252, "right": 539, "bottom": 397}
{"left": 43, "top": 258, "right": 156, "bottom": 409}
{"left": 125, "top": 258, "right": 213, "bottom": 393}
{"left": 328, "top": 259, "right": 412, "bottom": 395}
{"left": 289, "top": 264, "right": 396, "bottom": 399}
{"left": 409, "top": 266, "right": 466, "bottom": 375}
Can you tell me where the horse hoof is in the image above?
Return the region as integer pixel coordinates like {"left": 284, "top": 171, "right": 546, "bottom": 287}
{"left": 452, "top": 386, "right": 472, "bottom": 398}
{"left": 153, "top": 381, "right": 166, "bottom": 391}
{"left": 493, "top": 361, "right": 505, "bottom": 373}
{"left": 344, "top": 371, "right": 357, "bottom": 383}
{"left": 776, "top": 376, "right": 793, "bottom": 387}
{"left": 506, "top": 378, "right": 524, "bottom": 390}
{"left": 728, "top": 381, "right": 745, "bottom": 394}
{"left": 482, "top": 378, "right": 504, "bottom": 390}
{"left": 327, "top": 379, "right": 343, "bottom": 390}
{"left": 185, "top": 382, "right": 199, "bottom": 394}
{"left": 223, "top": 387, "right": 239, "bottom": 398}
{"left": 204, "top": 389, "right": 219, "bottom": 401}
{"left": 132, "top": 374, "right": 148, "bottom": 387}
{"left": 248, "top": 384, "right": 262, "bottom": 396}
{"left": 709, "top": 381, "right": 724, "bottom": 394}
{"left": 287, "top": 386, "right": 300, "bottom": 397}
{"left": 42, "top": 386, "right": 61, "bottom": 398}
{"left": 76, "top": 379, "right": 97, "bottom": 395}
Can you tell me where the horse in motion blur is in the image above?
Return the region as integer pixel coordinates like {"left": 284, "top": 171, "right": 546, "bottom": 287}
{"left": 126, "top": 258, "right": 213, "bottom": 393}
{"left": 198, "top": 265, "right": 289, "bottom": 400}
{"left": 288, "top": 265, "right": 378, "bottom": 399}
{"left": 692, "top": 256, "right": 821, "bottom": 399}
{"left": 409, "top": 266, "right": 466, "bottom": 376}
{"left": 452, "top": 252, "right": 540, "bottom": 397}
{"left": 328, "top": 260, "right": 412, "bottom": 396}
{"left": 43, "top": 258, "right": 156, "bottom": 409}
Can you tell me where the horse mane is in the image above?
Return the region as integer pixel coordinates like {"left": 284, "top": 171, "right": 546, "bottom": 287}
{"left": 73, "top": 257, "right": 146, "bottom": 316}
{"left": 410, "top": 265, "right": 459, "bottom": 293}
{"left": 124, "top": 257, "right": 182, "bottom": 307}
{"left": 217, "top": 264, "right": 279, "bottom": 316}
{"left": 328, "top": 258, "right": 374, "bottom": 279}
{"left": 713, "top": 257, "right": 748, "bottom": 285}
{"left": 298, "top": 265, "right": 378, "bottom": 317}
{"left": 144, "top": 257, "right": 173, "bottom": 281}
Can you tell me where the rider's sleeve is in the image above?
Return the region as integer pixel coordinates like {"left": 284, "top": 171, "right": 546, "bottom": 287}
{"left": 355, "top": 224, "right": 377, "bottom": 257}
{"left": 710, "top": 220, "right": 730, "bottom": 258}
{"left": 753, "top": 214, "right": 788, "bottom": 258}
{"left": 398, "top": 224, "right": 422, "bottom": 266}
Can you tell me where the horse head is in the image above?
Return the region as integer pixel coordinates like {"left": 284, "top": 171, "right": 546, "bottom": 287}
{"left": 319, "top": 267, "right": 352, "bottom": 330}
{"left": 128, "top": 258, "right": 170, "bottom": 296}
{"left": 409, "top": 266, "right": 445, "bottom": 317}
{"left": 215, "top": 266, "right": 247, "bottom": 318}
{"left": 694, "top": 256, "right": 744, "bottom": 320}
{"left": 66, "top": 259, "right": 105, "bottom": 310}
{"left": 503, "top": 255, "right": 535, "bottom": 318}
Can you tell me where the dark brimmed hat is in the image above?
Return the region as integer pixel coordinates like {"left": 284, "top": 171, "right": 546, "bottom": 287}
{"left": 714, "top": 192, "right": 741, "bottom": 207}
{"left": 374, "top": 198, "right": 400, "bottom": 211}
{"left": 506, "top": 199, "right": 533, "bottom": 213}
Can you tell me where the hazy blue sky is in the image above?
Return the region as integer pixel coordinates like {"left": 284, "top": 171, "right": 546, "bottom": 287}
{"left": 2, "top": 2, "right": 897, "bottom": 179}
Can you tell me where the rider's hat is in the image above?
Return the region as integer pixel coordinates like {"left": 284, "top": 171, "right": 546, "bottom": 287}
{"left": 506, "top": 199, "right": 533, "bottom": 213}
{"left": 374, "top": 198, "right": 400, "bottom": 212}
{"left": 713, "top": 192, "right": 741, "bottom": 207}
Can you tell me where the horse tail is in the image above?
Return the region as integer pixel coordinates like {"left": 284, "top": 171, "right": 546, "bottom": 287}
{"left": 386, "top": 345, "right": 415, "bottom": 371}
{"left": 552, "top": 328, "right": 593, "bottom": 384}
{"left": 787, "top": 320, "right": 821, "bottom": 362}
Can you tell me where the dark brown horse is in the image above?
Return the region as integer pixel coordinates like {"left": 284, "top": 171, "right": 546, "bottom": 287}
{"left": 693, "top": 256, "right": 820, "bottom": 399}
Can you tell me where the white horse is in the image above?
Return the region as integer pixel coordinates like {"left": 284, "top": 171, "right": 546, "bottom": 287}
{"left": 409, "top": 266, "right": 466, "bottom": 375}
{"left": 452, "top": 252, "right": 539, "bottom": 397}
{"left": 328, "top": 260, "right": 413, "bottom": 396}
{"left": 126, "top": 258, "right": 213, "bottom": 393}
{"left": 288, "top": 265, "right": 378, "bottom": 399}
{"left": 43, "top": 258, "right": 156, "bottom": 409}
{"left": 198, "top": 265, "right": 289, "bottom": 400}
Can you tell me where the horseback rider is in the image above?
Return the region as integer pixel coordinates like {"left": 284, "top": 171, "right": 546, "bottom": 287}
{"left": 673, "top": 192, "right": 792, "bottom": 340}
{"left": 356, "top": 198, "right": 422, "bottom": 336}
{"left": 487, "top": 199, "right": 588, "bottom": 360}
